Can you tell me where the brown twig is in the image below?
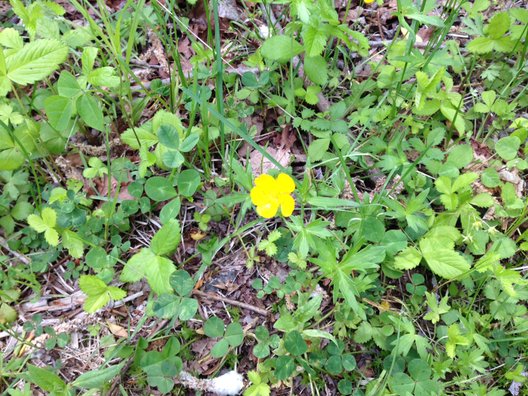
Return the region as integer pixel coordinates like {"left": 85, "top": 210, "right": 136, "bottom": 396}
{"left": 192, "top": 290, "right": 269, "bottom": 316}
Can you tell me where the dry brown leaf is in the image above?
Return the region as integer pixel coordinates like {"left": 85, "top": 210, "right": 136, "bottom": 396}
{"left": 107, "top": 321, "right": 128, "bottom": 338}
{"left": 248, "top": 146, "right": 292, "bottom": 176}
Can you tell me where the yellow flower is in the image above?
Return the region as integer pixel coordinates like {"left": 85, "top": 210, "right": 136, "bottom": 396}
{"left": 250, "top": 173, "right": 295, "bottom": 219}
{"left": 364, "top": 0, "right": 375, "bottom": 3}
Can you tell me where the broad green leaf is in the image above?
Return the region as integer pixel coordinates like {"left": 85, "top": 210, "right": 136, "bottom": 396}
{"left": 180, "top": 133, "right": 200, "bottom": 152}
{"left": 211, "top": 338, "right": 230, "bottom": 357}
{"left": 153, "top": 294, "right": 181, "bottom": 318}
{"left": 0, "top": 28, "right": 23, "bottom": 50}
{"left": 284, "top": 330, "right": 307, "bottom": 356}
{"left": 145, "top": 176, "right": 177, "bottom": 201}
{"left": 87, "top": 67, "right": 120, "bottom": 88}
{"left": 420, "top": 238, "right": 470, "bottom": 279}
{"left": 157, "top": 124, "right": 180, "bottom": 149}
{"left": 467, "top": 36, "right": 494, "bottom": 53}
{"left": 178, "top": 297, "right": 198, "bottom": 320}
{"left": 495, "top": 136, "right": 520, "bottom": 160}
{"left": 77, "top": 94, "right": 105, "bottom": 131}
{"left": 440, "top": 102, "right": 465, "bottom": 135}
{"left": 159, "top": 197, "right": 181, "bottom": 224}
{"left": 304, "top": 55, "right": 328, "bottom": 85}
{"left": 121, "top": 126, "right": 157, "bottom": 149}
{"left": 5, "top": 39, "right": 68, "bottom": 85}
{"left": 302, "top": 24, "right": 327, "bottom": 57}
{"left": 204, "top": 316, "right": 225, "bottom": 338}
{"left": 44, "top": 95, "right": 73, "bottom": 131}
{"left": 261, "top": 35, "right": 303, "bottom": 63}
{"left": 170, "top": 270, "right": 194, "bottom": 296}
{"left": 225, "top": 322, "right": 244, "bottom": 347}
{"left": 26, "top": 365, "right": 66, "bottom": 392}
{"left": 151, "top": 219, "right": 181, "bottom": 256}
{"left": 120, "top": 248, "right": 154, "bottom": 282}
{"left": 82, "top": 47, "right": 98, "bottom": 75}
{"left": 0, "top": 303, "right": 17, "bottom": 324}
{"left": 72, "top": 363, "right": 125, "bottom": 389}
{"left": 177, "top": 169, "right": 201, "bottom": 197}
{"left": 144, "top": 256, "right": 176, "bottom": 294}
{"left": 486, "top": 12, "right": 510, "bottom": 39}
{"left": 57, "top": 71, "right": 81, "bottom": 97}
{"left": 62, "top": 229, "right": 84, "bottom": 258}
{"left": 394, "top": 246, "right": 422, "bottom": 270}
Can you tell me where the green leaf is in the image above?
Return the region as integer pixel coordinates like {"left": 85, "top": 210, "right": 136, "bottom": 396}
{"left": 87, "top": 67, "right": 120, "bottom": 88}
{"left": 225, "top": 322, "right": 244, "bottom": 347}
{"left": 77, "top": 94, "right": 105, "bottom": 131}
{"left": 145, "top": 176, "right": 177, "bottom": 201}
{"left": 57, "top": 71, "right": 81, "bottom": 98}
{"left": 440, "top": 102, "right": 465, "bottom": 135}
{"left": 0, "top": 28, "right": 23, "bottom": 50}
{"left": 180, "top": 133, "right": 200, "bottom": 152}
{"left": 178, "top": 297, "right": 198, "bottom": 320}
{"left": 144, "top": 256, "right": 176, "bottom": 294}
{"left": 170, "top": 270, "right": 194, "bottom": 296}
{"left": 152, "top": 294, "right": 181, "bottom": 318}
{"left": 177, "top": 169, "right": 201, "bottom": 197}
{"left": 0, "top": 303, "right": 17, "bottom": 324}
{"left": 261, "top": 35, "right": 303, "bottom": 63}
{"left": 72, "top": 363, "right": 125, "bottom": 389}
{"left": 160, "top": 197, "right": 181, "bottom": 224}
{"left": 304, "top": 55, "right": 328, "bottom": 85}
{"left": 26, "top": 365, "right": 66, "bottom": 392}
{"left": 5, "top": 39, "right": 68, "bottom": 85}
{"left": 151, "top": 219, "right": 181, "bottom": 256}
{"left": 467, "top": 37, "right": 494, "bottom": 53}
{"left": 284, "top": 330, "right": 307, "bottom": 356}
{"left": 120, "top": 248, "right": 153, "bottom": 282}
{"left": 274, "top": 356, "right": 296, "bottom": 380}
{"left": 495, "top": 136, "right": 520, "bottom": 160}
{"left": 27, "top": 207, "right": 59, "bottom": 246}
{"left": 486, "top": 12, "right": 510, "bottom": 39}
{"left": 420, "top": 238, "right": 470, "bottom": 279}
{"left": 79, "top": 275, "right": 126, "bottom": 313}
{"left": 211, "top": 338, "right": 230, "bottom": 357}
{"left": 81, "top": 47, "right": 98, "bottom": 75}
{"left": 204, "top": 316, "right": 225, "bottom": 338}
{"left": 394, "top": 246, "right": 422, "bottom": 270}
{"left": 157, "top": 124, "right": 180, "bottom": 150}
{"left": 44, "top": 95, "right": 73, "bottom": 131}
{"left": 302, "top": 24, "right": 327, "bottom": 57}
{"left": 62, "top": 229, "right": 84, "bottom": 258}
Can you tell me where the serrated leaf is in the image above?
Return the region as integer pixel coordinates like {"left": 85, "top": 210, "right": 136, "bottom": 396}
{"left": 486, "top": 12, "right": 510, "bottom": 39}
{"left": 394, "top": 246, "right": 422, "bottom": 270}
{"left": 150, "top": 219, "right": 181, "bottom": 256}
{"left": 302, "top": 24, "right": 327, "bottom": 57}
{"left": 420, "top": 238, "right": 470, "bottom": 279}
{"left": 120, "top": 248, "right": 154, "bottom": 283}
{"left": 87, "top": 67, "right": 120, "bottom": 88}
{"left": 5, "top": 39, "right": 68, "bottom": 85}
{"left": 144, "top": 256, "right": 176, "bottom": 294}
{"left": 62, "top": 229, "right": 84, "bottom": 258}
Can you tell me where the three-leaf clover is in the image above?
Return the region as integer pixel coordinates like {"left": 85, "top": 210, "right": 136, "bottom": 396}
{"left": 153, "top": 270, "right": 199, "bottom": 321}
{"left": 204, "top": 317, "right": 244, "bottom": 358}
{"left": 252, "top": 326, "right": 280, "bottom": 359}
{"left": 27, "top": 207, "right": 59, "bottom": 246}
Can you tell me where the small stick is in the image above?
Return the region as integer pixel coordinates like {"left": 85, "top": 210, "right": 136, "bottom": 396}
{"left": 0, "top": 236, "right": 31, "bottom": 265}
{"left": 192, "top": 290, "right": 268, "bottom": 316}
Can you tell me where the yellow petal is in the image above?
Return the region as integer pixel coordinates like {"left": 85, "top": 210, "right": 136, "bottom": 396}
{"left": 280, "top": 194, "right": 295, "bottom": 217}
{"left": 364, "top": 0, "right": 375, "bottom": 3}
{"left": 250, "top": 185, "right": 269, "bottom": 206}
{"left": 276, "top": 173, "right": 295, "bottom": 194}
{"left": 254, "top": 174, "right": 276, "bottom": 189}
{"left": 256, "top": 202, "right": 279, "bottom": 218}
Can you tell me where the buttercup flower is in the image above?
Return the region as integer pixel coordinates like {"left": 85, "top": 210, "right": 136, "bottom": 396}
{"left": 364, "top": 0, "right": 375, "bottom": 3}
{"left": 250, "top": 173, "right": 295, "bottom": 219}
